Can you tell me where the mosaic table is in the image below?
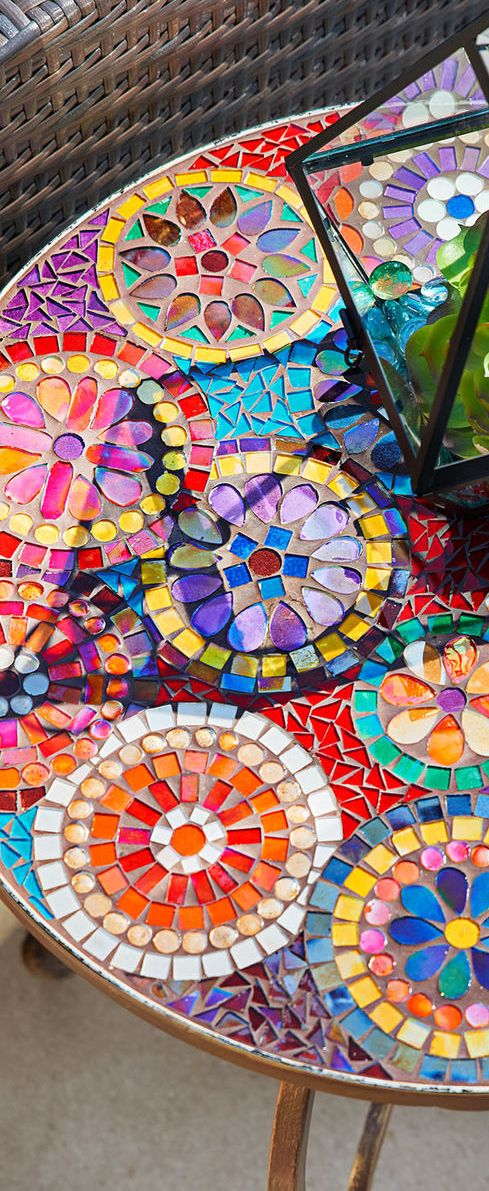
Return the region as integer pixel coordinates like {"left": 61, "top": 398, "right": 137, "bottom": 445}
{"left": 3, "top": 97, "right": 489, "bottom": 1189}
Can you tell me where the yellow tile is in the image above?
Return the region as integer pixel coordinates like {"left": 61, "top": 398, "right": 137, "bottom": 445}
{"left": 209, "top": 463, "right": 219, "bottom": 481}
{"left": 429, "top": 1031, "right": 461, "bottom": 1059}
{"left": 366, "top": 844, "right": 395, "bottom": 874}
{"left": 276, "top": 183, "right": 301, "bottom": 205}
{"left": 143, "top": 176, "right": 173, "bottom": 199}
{"left": 134, "top": 322, "right": 162, "bottom": 347}
{"left": 369, "top": 1002, "right": 403, "bottom": 1032}
{"left": 360, "top": 514, "right": 388, "bottom": 539}
{"left": 342, "top": 614, "right": 370, "bottom": 641}
{"left": 355, "top": 592, "right": 383, "bottom": 615}
{"left": 289, "top": 310, "right": 319, "bottom": 336}
{"left": 365, "top": 567, "right": 391, "bottom": 591}
{"left": 344, "top": 867, "right": 377, "bottom": 897}
{"left": 331, "top": 922, "right": 359, "bottom": 947}
{"left": 246, "top": 171, "right": 276, "bottom": 191}
{"left": 246, "top": 451, "right": 272, "bottom": 474}
{"left": 302, "top": 459, "right": 333, "bottom": 484}
{"left": 349, "top": 976, "right": 379, "bottom": 1008}
{"left": 312, "top": 283, "right": 336, "bottom": 314}
{"left": 366, "top": 542, "right": 392, "bottom": 565}
{"left": 452, "top": 816, "right": 483, "bottom": 841}
{"left": 145, "top": 586, "right": 172, "bottom": 611}
{"left": 103, "top": 217, "right": 125, "bottom": 244}
{"left": 97, "top": 244, "right": 115, "bottom": 272}
{"left": 335, "top": 894, "right": 363, "bottom": 922}
{"left": 196, "top": 347, "right": 227, "bottom": 364}
{"left": 210, "top": 168, "right": 242, "bottom": 182}
{"left": 200, "top": 643, "right": 231, "bottom": 669}
{"left": 316, "top": 633, "right": 344, "bottom": 661}
{"left": 348, "top": 494, "right": 376, "bottom": 515}
{"left": 99, "top": 275, "right": 120, "bottom": 301}
{"left": 392, "top": 827, "right": 421, "bottom": 856}
{"left": 262, "top": 654, "right": 286, "bottom": 677}
{"left": 420, "top": 821, "right": 448, "bottom": 845}
{"left": 116, "top": 194, "right": 145, "bottom": 218}
{"left": 465, "top": 1028, "right": 489, "bottom": 1058}
{"left": 396, "top": 1019, "right": 430, "bottom": 1050}
{"left": 162, "top": 336, "right": 192, "bottom": 358}
{"left": 228, "top": 344, "right": 261, "bottom": 360}
{"left": 275, "top": 454, "right": 302, "bottom": 476}
{"left": 153, "top": 608, "right": 184, "bottom": 634}
{"left": 110, "top": 301, "right": 133, "bottom": 326}
{"left": 217, "top": 456, "right": 243, "bottom": 477}
{"left": 335, "top": 951, "right": 366, "bottom": 980}
{"left": 327, "top": 472, "right": 358, "bottom": 498}
{"left": 232, "top": 654, "right": 259, "bottom": 677}
{"left": 174, "top": 171, "right": 208, "bottom": 185}
{"left": 172, "top": 628, "right": 204, "bottom": 656}
{"left": 263, "top": 331, "right": 291, "bottom": 352}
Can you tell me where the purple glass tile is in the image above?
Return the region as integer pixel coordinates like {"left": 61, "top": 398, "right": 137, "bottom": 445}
{"left": 389, "top": 218, "right": 420, "bottom": 239}
{"left": 458, "top": 60, "right": 478, "bottom": 98}
{"left": 462, "top": 146, "right": 481, "bottom": 171}
{"left": 404, "top": 229, "right": 432, "bottom": 254}
{"left": 382, "top": 204, "right": 413, "bottom": 220}
{"left": 440, "top": 57, "right": 458, "bottom": 91}
{"left": 413, "top": 152, "right": 439, "bottom": 179}
{"left": 394, "top": 167, "right": 425, "bottom": 190}
{"left": 439, "top": 145, "right": 457, "bottom": 172}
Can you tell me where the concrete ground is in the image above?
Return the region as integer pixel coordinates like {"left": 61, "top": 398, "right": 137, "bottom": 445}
{"left": 0, "top": 922, "right": 487, "bottom": 1191}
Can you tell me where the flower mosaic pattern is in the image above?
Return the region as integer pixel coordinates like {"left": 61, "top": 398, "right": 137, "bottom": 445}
{"left": 354, "top": 616, "right": 489, "bottom": 791}
{"left": 27, "top": 704, "right": 341, "bottom": 979}
{"left": 98, "top": 168, "right": 335, "bottom": 361}
{"left": 144, "top": 440, "right": 409, "bottom": 693}
{"left": 0, "top": 337, "right": 214, "bottom": 570}
{"left": 311, "top": 54, "right": 489, "bottom": 281}
{"left": 305, "top": 794, "right": 489, "bottom": 1082}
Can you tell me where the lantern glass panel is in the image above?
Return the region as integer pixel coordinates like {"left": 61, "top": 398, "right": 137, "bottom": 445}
{"left": 298, "top": 41, "right": 489, "bottom": 496}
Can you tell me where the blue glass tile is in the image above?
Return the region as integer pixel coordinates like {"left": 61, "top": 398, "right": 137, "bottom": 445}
{"left": 401, "top": 885, "right": 445, "bottom": 922}
{"left": 342, "top": 1009, "right": 371, "bottom": 1039}
{"left": 264, "top": 526, "right": 292, "bottom": 550}
{"left": 415, "top": 796, "right": 443, "bottom": 822}
{"left": 308, "top": 882, "right": 338, "bottom": 911}
{"left": 451, "top": 1060, "right": 478, "bottom": 1084}
{"left": 306, "top": 936, "right": 333, "bottom": 964}
{"left": 329, "top": 649, "right": 357, "bottom": 675}
{"left": 446, "top": 794, "right": 472, "bottom": 816}
{"left": 322, "top": 857, "right": 353, "bottom": 884}
{"left": 223, "top": 563, "right": 250, "bottom": 587}
{"left": 385, "top": 805, "right": 415, "bottom": 829}
{"left": 283, "top": 554, "right": 309, "bottom": 578}
{"left": 230, "top": 533, "right": 256, "bottom": 559}
{"left": 324, "top": 986, "right": 355, "bottom": 1015}
{"left": 221, "top": 673, "right": 255, "bottom": 693}
{"left": 340, "top": 835, "right": 370, "bottom": 864}
{"left": 475, "top": 793, "right": 489, "bottom": 818}
{"left": 390, "top": 918, "right": 443, "bottom": 945}
{"left": 259, "top": 576, "right": 285, "bottom": 599}
{"left": 360, "top": 817, "right": 390, "bottom": 844}
{"left": 306, "top": 911, "right": 332, "bottom": 936}
{"left": 420, "top": 1055, "right": 449, "bottom": 1082}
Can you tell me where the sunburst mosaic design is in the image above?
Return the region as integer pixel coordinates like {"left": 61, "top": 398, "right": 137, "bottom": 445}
{"left": 305, "top": 793, "right": 489, "bottom": 1084}
{"left": 0, "top": 333, "right": 213, "bottom": 572}
{"left": 97, "top": 168, "right": 335, "bottom": 362}
{"left": 28, "top": 703, "right": 341, "bottom": 979}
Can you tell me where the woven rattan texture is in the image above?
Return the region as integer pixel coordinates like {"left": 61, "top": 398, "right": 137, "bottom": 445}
{"left": 1, "top": 0, "right": 487, "bottom": 285}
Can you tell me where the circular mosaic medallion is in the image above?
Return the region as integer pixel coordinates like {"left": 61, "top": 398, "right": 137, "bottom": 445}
{"left": 97, "top": 168, "right": 335, "bottom": 362}
{"left": 0, "top": 337, "right": 213, "bottom": 570}
{"left": 30, "top": 703, "right": 341, "bottom": 979}
{"left": 306, "top": 793, "right": 489, "bottom": 1083}
{"left": 0, "top": 573, "right": 159, "bottom": 727}
{"left": 354, "top": 616, "right": 489, "bottom": 792}
{"left": 144, "top": 441, "right": 410, "bottom": 693}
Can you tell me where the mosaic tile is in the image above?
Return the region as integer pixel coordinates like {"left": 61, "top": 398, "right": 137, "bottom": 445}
{"left": 144, "top": 439, "right": 410, "bottom": 693}
{"left": 1, "top": 110, "right": 489, "bottom": 1097}
{"left": 0, "top": 333, "right": 213, "bottom": 570}
{"left": 97, "top": 167, "right": 336, "bottom": 363}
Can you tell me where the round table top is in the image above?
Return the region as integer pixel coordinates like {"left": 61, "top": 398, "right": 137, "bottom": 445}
{"left": 2, "top": 106, "right": 489, "bottom": 1106}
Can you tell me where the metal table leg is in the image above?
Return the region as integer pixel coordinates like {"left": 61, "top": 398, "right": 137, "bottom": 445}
{"left": 268, "top": 1083, "right": 392, "bottom": 1191}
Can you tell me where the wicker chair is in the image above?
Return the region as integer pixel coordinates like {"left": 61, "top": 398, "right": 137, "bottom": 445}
{"left": 0, "top": 0, "right": 487, "bottom": 286}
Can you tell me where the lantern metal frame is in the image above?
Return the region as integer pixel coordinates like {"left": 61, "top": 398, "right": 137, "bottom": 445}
{"left": 287, "top": 12, "right": 489, "bottom": 499}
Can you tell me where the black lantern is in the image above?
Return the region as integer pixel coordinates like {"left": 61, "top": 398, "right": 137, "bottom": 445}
{"left": 287, "top": 14, "right": 489, "bottom": 509}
